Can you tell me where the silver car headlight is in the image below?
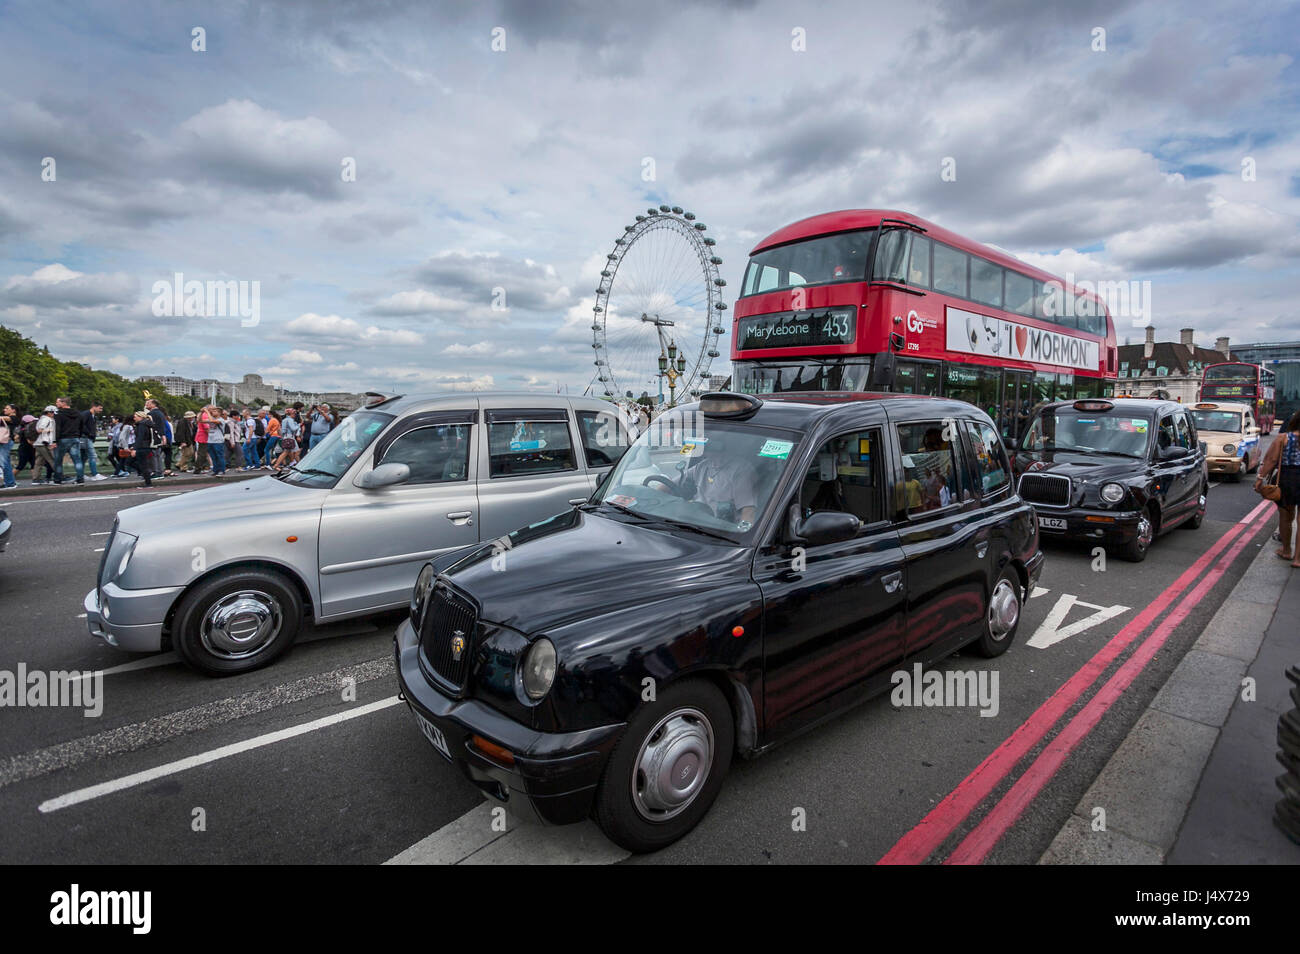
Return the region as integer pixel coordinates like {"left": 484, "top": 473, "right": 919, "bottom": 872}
{"left": 411, "top": 564, "right": 435, "bottom": 624}
{"left": 1100, "top": 482, "right": 1126, "bottom": 504}
{"left": 101, "top": 530, "right": 138, "bottom": 586}
{"left": 1222, "top": 443, "right": 1235, "bottom": 455}
{"left": 521, "top": 638, "right": 557, "bottom": 701}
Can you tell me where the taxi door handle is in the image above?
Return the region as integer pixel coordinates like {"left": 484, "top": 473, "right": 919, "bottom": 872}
{"left": 446, "top": 511, "right": 473, "bottom": 526}
{"left": 882, "top": 571, "right": 903, "bottom": 594}
{"left": 976, "top": 541, "right": 989, "bottom": 559}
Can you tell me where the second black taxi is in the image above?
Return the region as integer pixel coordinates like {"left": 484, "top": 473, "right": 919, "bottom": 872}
{"left": 1011, "top": 397, "right": 1209, "bottom": 562}
{"left": 395, "top": 391, "right": 1044, "bottom": 851}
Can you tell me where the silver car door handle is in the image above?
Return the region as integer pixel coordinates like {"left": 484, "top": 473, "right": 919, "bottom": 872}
{"left": 882, "top": 570, "right": 903, "bottom": 594}
{"left": 446, "top": 511, "right": 473, "bottom": 525}
{"left": 569, "top": 497, "right": 588, "bottom": 505}
{"left": 976, "top": 542, "right": 989, "bottom": 559}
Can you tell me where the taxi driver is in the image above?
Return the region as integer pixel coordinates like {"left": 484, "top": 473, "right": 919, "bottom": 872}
{"left": 684, "top": 431, "right": 758, "bottom": 528}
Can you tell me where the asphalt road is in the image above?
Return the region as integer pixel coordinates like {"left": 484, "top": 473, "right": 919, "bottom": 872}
{"left": 0, "top": 450, "right": 1280, "bottom": 864}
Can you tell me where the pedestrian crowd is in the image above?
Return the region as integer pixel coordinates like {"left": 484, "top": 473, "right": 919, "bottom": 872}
{"left": 0, "top": 398, "right": 339, "bottom": 490}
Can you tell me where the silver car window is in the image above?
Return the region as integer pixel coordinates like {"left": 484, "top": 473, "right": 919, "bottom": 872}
{"left": 380, "top": 424, "right": 471, "bottom": 483}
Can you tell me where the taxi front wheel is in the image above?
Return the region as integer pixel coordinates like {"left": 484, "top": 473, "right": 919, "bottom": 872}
{"left": 594, "top": 679, "right": 733, "bottom": 853}
{"left": 172, "top": 568, "right": 303, "bottom": 676}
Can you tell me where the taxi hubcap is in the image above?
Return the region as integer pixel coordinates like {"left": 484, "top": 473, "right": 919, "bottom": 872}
{"left": 988, "top": 579, "right": 1020, "bottom": 640}
{"left": 200, "top": 590, "right": 283, "bottom": 659}
{"left": 1137, "top": 515, "right": 1153, "bottom": 548}
{"left": 632, "top": 707, "right": 714, "bottom": 822}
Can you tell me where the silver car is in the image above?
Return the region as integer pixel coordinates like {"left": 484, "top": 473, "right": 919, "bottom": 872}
{"left": 84, "top": 392, "right": 630, "bottom": 675}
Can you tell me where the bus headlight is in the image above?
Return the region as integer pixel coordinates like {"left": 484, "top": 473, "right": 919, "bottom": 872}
{"left": 521, "top": 638, "right": 557, "bottom": 701}
{"left": 1100, "top": 482, "right": 1126, "bottom": 504}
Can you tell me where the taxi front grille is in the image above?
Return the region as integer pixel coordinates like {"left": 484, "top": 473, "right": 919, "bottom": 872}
{"left": 1018, "top": 473, "right": 1072, "bottom": 507}
{"left": 419, "top": 585, "right": 478, "bottom": 692}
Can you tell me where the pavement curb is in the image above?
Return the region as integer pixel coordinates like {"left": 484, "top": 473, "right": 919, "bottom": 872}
{"left": 1039, "top": 530, "right": 1287, "bottom": 865}
{"left": 0, "top": 470, "right": 264, "bottom": 499}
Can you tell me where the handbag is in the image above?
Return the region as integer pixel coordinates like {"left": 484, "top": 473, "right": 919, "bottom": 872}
{"left": 1256, "top": 464, "right": 1282, "bottom": 502}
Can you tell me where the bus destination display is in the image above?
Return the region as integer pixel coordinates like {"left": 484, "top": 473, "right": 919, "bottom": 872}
{"left": 736, "top": 308, "right": 856, "bottom": 350}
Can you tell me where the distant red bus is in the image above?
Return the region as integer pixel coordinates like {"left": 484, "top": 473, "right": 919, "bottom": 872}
{"left": 731, "top": 210, "right": 1118, "bottom": 443}
{"left": 1199, "top": 362, "right": 1277, "bottom": 431}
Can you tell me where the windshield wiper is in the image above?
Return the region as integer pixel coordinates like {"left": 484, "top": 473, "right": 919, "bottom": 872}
{"left": 594, "top": 499, "right": 652, "bottom": 519}
{"left": 285, "top": 465, "right": 339, "bottom": 480}
{"left": 642, "top": 515, "right": 737, "bottom": 542}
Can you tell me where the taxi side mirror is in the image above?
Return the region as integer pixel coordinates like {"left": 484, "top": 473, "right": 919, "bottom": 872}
{"left": 358, "top": 461, "right": 411, "bottom": 489}
{"left": 793, "top": 509, "right": 862, "bottom": 546}
{"left": 1158, "top": 445, "right": 1190, "bottom": 461}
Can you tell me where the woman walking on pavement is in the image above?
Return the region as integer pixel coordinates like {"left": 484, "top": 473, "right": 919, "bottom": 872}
{"left": 1257, "top": 409, "right": 1300, "bottom": 568}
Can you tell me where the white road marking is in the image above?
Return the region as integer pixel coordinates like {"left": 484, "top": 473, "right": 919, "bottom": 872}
{"left": 65, "top": 653, "right": 180, "bottom": 681}
{"left": 38, "top": 696, "right": 402, "bottom": 813}
{"left": 1027, "top": 594, "right": 1130, "bottom": 649}
{"left": 1030, "top": 586, "right": 1049, "bottom": 598}
{"left": 385, "top": 801, "right": 628, "bottom": 865}
{"left": 92, "top": 548, "right": 104, "bottom": 552}
{"left": 75, "top": 613, "right": 86, "bottom": 619}
{"left": 89, "top": 531, "right": 112, "bottom": 536}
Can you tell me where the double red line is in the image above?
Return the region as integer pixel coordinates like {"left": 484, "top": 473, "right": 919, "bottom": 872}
{"left": 880, "top": 499, "right": 1275, "bottom": 865}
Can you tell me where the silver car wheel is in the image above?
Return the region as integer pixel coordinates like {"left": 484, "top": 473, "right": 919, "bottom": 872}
{"left": 200, "top": 590, "right": 284, "bottom": 660}
{"left": 988, "top": 578, "right": 1020, "bottom": 640}
{"left": 632, "top": 706, "right": 714, "bottom": 823}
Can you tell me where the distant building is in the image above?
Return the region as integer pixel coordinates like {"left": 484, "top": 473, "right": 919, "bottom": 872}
{"left": 1231, "top": 341, "right": 1300, "bottom": 422}
{"left": 137, "top": 371, "right": 365, "bottom": 411}
{"left": 1115, "top": 327, "right": 1229, "bottom": 404}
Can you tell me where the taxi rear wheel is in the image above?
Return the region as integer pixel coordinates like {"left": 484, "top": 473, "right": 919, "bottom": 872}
{"left": 594, "top": 679, "right": 733, "bottom": 853}
{"left": 173, "top": 568, "right": 302, "bottom": 676}
{"left": 974, "top": 568, "right": 1021, "bottom": 658}
{"left": 1182, "top": 484, "right": 1207, "bottom": 530}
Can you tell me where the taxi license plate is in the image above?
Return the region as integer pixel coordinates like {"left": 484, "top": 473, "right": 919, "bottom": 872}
{"left": 1040, "top": 517, "right": 1067, "bottom": 530}
{"left": 413, "top": 710, "right": 452, "bottom": 761}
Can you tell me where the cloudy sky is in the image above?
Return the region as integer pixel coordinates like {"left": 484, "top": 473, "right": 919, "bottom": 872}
{"left": 1, "top": 0, "right": 1297, "bottom": 397}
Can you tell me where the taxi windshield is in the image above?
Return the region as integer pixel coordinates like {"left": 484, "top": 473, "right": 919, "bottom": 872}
{"left": 595, "top": 412, "right": 800, "bottom": 540}
{"left": 1190, "top": 409, "right": 1243, "bottom": 433}
{"left": 280, "top": 410, "right": 394, "bottom": 487}
{"left": 1020, "top": 408, "right": 1152, "bottom": 458}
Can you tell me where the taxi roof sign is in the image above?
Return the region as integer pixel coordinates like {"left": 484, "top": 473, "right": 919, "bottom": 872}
{"left": 1072, "top": 400, "right": 1114, "bottom": 412}
{"left": 700, "top": 392, "right": 763, "bottom": 419}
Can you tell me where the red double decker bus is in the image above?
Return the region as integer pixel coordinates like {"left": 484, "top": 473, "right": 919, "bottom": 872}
{"left": 1199, "top": 362, "right": 1277, "bottom": 431}
{"left": 730, "top": 210, "right": 1118, "bottom": 443}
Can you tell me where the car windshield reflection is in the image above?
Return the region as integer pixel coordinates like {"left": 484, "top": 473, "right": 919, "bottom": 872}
{"left": 1020, "top": 409, "right": 1151, "bottom": 458}
{"left": 595, "top": 414, "right": 800, "bottom": 539}
{"left": 280, "top": 410, "right": 395, "bottom": 487}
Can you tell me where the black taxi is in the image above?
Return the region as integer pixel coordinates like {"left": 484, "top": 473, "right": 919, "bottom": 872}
{"left": 395, "top": 392, "right": 1043, "bottom": 851}
{"left": 1011, "top": 398, "right": 1209, "bottom": 562}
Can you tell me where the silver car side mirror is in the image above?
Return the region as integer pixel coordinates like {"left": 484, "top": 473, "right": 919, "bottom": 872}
{"left": 358, "top": 462, "right": 411, "bottom": 489}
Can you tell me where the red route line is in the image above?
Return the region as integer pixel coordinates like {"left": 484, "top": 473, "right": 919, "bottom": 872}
{"left": 878, "top": 498, "right": 1273, "bottom": 865}
{"left": 944, "top": 503, "right": 1273, "bottom": 864}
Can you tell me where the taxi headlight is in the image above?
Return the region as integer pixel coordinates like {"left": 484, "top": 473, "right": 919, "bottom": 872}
{"left": 1100, "top": 482, "right": 1126, "bottom": 504}
{"left": 1223, "top": 443, "right": 1235, "bottom": 455}
{"left": 411, "top": 564, "right": 435, "bottom": 623}
{"left": 521, "top": 638, "right": 557, "bottom": 701}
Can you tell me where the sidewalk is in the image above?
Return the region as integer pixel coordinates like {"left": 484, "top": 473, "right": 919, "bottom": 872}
{"left": 1041, "top": 535, "right": 1300, "bottom": 864}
